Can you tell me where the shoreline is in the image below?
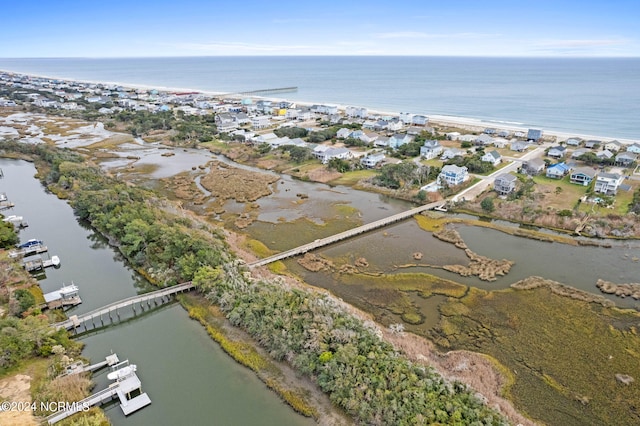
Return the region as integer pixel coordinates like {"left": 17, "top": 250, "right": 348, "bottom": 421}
{"left": 1, "top": 67, "right": 637, "bottom": 144}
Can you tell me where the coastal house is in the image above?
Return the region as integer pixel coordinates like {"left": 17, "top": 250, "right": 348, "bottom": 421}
{"left": 527, "top": 129, "right": 543, "bottom": 142}
{"left": 484, "top": 128, "right": 497, "bottom": 135}
{"left": 615, "top": 152, "right": 638, "bottom": 167}
{"left": 474, "top": 134, "right": 494, "bottom": 146}
{"left": 440, "top": 148, "right": 465, "bottom": 161}
{"left": 412, "top": 115, "right": 429, "bottom": 126}
{"left": 545, "top": 162, "right": 570, "bottom": 179}
{"left": 445, "top": 132, "right": 461, "bottom": 140}
{"left": 522, "top": 158, "right": 546, "bottom": 175}
{"left": 372, "top": 136, "right": 389, "bottom": 148}
{"left": 438, "top": 165, "right": 469, "bottom": 187}
{"left": 254, "top": 132, "right": 278, "bottom": 144}
{"left": 420, "top": 140, "right": 443, "bottom": 159}
{"left": 336, "top": 128, "right": 352, "bottom": 139}
{"left": 510, "top": 140, "right": 529, "bottom": 152}
{"left": 215, "top": 113, "right": 237, "bottom": 133}
{"left": 603, "top": 140, "right": 623, "bottom": 152}
{"left": 565, "top": 138, "right": 582, "bottom": 146}
{"left": 547, "top": 146, "right": 567, "bottom": 158}
{"left": 627, "top": 143, "right": 640, "bottom": 154}
{"left": 316, "top": 147, "right": 353, "bottom": 164}
{"left": 345, "top": 106, "right": 368, "bottom": 118}
{"left": 497, "top": 130, "right": 510, "bottom": 138}
{"left": 594, "top": 172, "right": 624, "bottom": 195}
{"left": 399, "top": 112, "right": 414, "bottom": 124}
{"left": 481, "top": 150, "right": 502, "bottom": 166}
{"left": 285, "top": 109, "right": 299, "bottom": 120}
{"left": 584, "top": 140, "right": 601, "bottom": 149}
{"left": 251, "top": 115, "right": 271, "bottom": 130}
{"left": 570, "top": 167, "right": 597, "bottom": 186}
{"left": 596, "top": 150, "right": 614, "bottom": 161}
{"left": 493, "top": 173, "right": 518, "bottom": 195}
{"left": 360, "top": 153, "right": 385, "bottom": 168}
{"left": 514, "top": 131, "right": 526, "bottom": 138}
{"left": 388, "top": 134, "right": 413, "bottom": 149}
{"left": 362, "top": 132, "right": 379, "bottom": 144}
{"left": 571, "top": 148, "right": 591, "bottom": 159}
{"left": 297, "top": 108, "right": 313, "bottom": 121}
{"left": 492, "top": 138, "right": 509, "bottom": 148}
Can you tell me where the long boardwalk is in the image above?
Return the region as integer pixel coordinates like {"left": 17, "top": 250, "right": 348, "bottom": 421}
{"left": 54, "top": 281, "right": 195, "bottom": 330}
{"left": 248, "top": 200, "right": 444, "bottom": 268}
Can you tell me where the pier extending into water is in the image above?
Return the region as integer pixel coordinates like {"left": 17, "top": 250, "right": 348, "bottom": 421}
{"left": 46, "top": 358, "right": 151, "bottom": 424}
{"left": 54, "top": 281, "right": 195, "bottom": 330}
{"left": 218, "top": 86, "right": 298, "bottom": 97}
{"left": 248, "top": 201, "right": 444, "bottom": 268}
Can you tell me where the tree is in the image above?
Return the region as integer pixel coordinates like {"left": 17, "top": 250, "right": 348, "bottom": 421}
{"left": 327, "top": 158, "right": 351, "bottom": 173}
{"left": 481, "top": 197, "right": 495, "bottom": 213}
{"left": 0, "top": 221, "right": 18, "bottom": 248}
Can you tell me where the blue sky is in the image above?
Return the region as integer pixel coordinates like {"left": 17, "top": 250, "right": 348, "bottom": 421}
{"left": 2, "top": 0, "right": 639, "bottom": 57}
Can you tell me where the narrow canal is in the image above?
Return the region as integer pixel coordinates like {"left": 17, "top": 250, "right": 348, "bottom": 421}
{"left": 0, "top": 158, "right": 313, "bottom": 426}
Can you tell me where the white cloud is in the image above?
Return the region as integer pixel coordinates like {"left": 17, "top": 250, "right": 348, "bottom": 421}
{"left": 375, "top": 31, "right": 500, "bottom": 39}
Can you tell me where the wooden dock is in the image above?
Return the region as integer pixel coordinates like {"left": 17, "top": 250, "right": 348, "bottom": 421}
{"left": 248, "top": 201, "right": 444, "bottom": 268}
{"left": 46, "top": 359, "right": 150, "bottom": 424}
{"left": 54, "top": 281, "right": 195, "bottom": 330}
{"left": 9, "top": 243, "right": 48, "bottom": 258}
{"left": 24, "top": 255, "right": 60, "bottom": 272}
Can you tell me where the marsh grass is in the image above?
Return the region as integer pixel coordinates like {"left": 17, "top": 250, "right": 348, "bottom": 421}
{"left": 433, "top": 285, "right": 640, "bottom": 425}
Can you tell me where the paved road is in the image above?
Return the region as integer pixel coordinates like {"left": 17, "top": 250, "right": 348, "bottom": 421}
{"left": 452, "top": 147, "right": 544, "bottom": 202}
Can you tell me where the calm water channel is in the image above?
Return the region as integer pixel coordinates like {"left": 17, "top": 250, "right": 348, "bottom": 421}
{"left": 0, "top": 158, "right": 313, "bottom": 426}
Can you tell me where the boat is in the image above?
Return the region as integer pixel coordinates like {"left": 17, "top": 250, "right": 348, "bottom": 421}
{"left": 18, "top": 238, "right": 44, "bottom": 249}
{"left": 3, "top": 215, "right": 22, "bottom": 222}
{"left": 0, "top": 193, "right": 7, "bottom": 202}
{"left": 50, "top": 255, "right": 61, "bottom": 267}
{"left": 107, "top": 364, "right": 137, "bottom": 381}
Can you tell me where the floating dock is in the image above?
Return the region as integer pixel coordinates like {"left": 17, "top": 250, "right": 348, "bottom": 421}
{"left": 0, "top": 192, "right": 13, "bottom": 210}
{"left": 24, "top": 255, "right": 60, "bottom": 272}
{"left": 43, "top": 282, "right": 81, "bottom": 309}
{"left": 46, "top": 358, "right": 151, "bottom": 424}
{"left": 60, "top": 353, "right": 120, "bottom": 377}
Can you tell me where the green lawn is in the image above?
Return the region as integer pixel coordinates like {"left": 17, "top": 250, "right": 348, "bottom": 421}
{"left": 328, "top": 169, "right": 377, "bottom": 186}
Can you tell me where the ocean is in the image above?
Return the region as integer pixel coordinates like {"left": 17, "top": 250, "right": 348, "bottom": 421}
{"left": 0, "top": 56, "right": 638, "bottom": 140}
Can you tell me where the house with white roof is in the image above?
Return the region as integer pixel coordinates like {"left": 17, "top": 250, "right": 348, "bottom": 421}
{"left": 440, "top": 148, "right": 465, "bottom": 161}
{"left": 315, "top": 147, "right": 353, "bottom": 164}
{"left": 481, "top": 150, "right": 502, "bottom": 166}
{"left": 438, "top": 165, "right": 469, "bottom": 187}
{"left": 336, "top": 128, "right": 352, "bottom": 139}
{"left": 360, "top": 153, "right": 385, "bottom": 168}
{"left": 345, "top": 106, "right": 368, "bottom": 118}
{"left": 412, "top": 115, "right": 428, "bottom": 126}
{"left": 251, "top": 116, "right": 271, "bottom": 130}
{"left": 594, "top": 173, "right": 624, "bottom": 195}
{"left": 420, "top": 140, "right": 443, "bottom": 159}
{"left": 603, "top": 140, "right": 623, "bottom": 152}
{"left": 627, "top": 143, "right": 640, "bottom": 154}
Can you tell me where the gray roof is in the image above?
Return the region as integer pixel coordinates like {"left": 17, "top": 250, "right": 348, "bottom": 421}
{"left": 495, "top": 173, "right": 517, "bottom": 182}
{"left": 571, "top": 167, "right": 596, "bottom": 178}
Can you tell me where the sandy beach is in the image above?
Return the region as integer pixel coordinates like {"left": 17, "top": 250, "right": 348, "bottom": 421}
{"left": 2, "top": 68, "right": 637, "bottom": 145}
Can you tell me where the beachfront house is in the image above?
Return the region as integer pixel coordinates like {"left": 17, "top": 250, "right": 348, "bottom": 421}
{"left": 546, "top": 162, "right": 571, "bottom": 179}
{"left": 345, "top": 106, "right": 368, "bottom": 118}
{"left": 492, "top": 138, "right": 509, "bottom": 148}
{"left": 585, "top": 140, "right": 601, "bottom": 149}
{"left": 420, "top": 140, "right": 443, "bottom": 159}
{"left": 527, "top": 129, "right": 543, "bottom": 142}
{"left": 493, "top": 173, "right": 518, "bottom": 195}
{"left": 360, "top": 153, "right": 385, "bottom": 168}
{"left": 615, "top": 152, "right": 638, "bottom": 167}
{"left": 604, "top": 140, "right": 623, "bottom": 152}
{"left": 565, "top": 138, "right": 582, "bottom": 146}
{"left": 547, "top": 146, "right": 567, "bottom": 159}
{"left": 481, "top": 150, "right": 502, "bottom": 166}
{"left": 412, "top": 115, "right": 429, "bottom": 126}
{"left": 627, "top": 143, "right": 640, "bottom": 154}
{"left": 594, "top": 173, "right": 624, "bottom": 195}
{"left": 570, "top": 167, "right": 597, "bottom": 186}
{"left": 438, "top": 165, "right": 469, "bottom": 187}
{"left": 522, "top": 158, "right": 546, "bottom": 175}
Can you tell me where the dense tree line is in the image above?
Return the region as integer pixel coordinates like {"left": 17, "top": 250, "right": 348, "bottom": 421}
{"left": 197, "top": 263, "right": 506, "bottom": 425}
{"left": 274, "top": 127, "right": 308, "bottom": 139}
{"left": 373, "top": 163, "right": 440, "bottom": 190}
{"left": 445, "top": 153, "right": 495, "bottom": 174}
